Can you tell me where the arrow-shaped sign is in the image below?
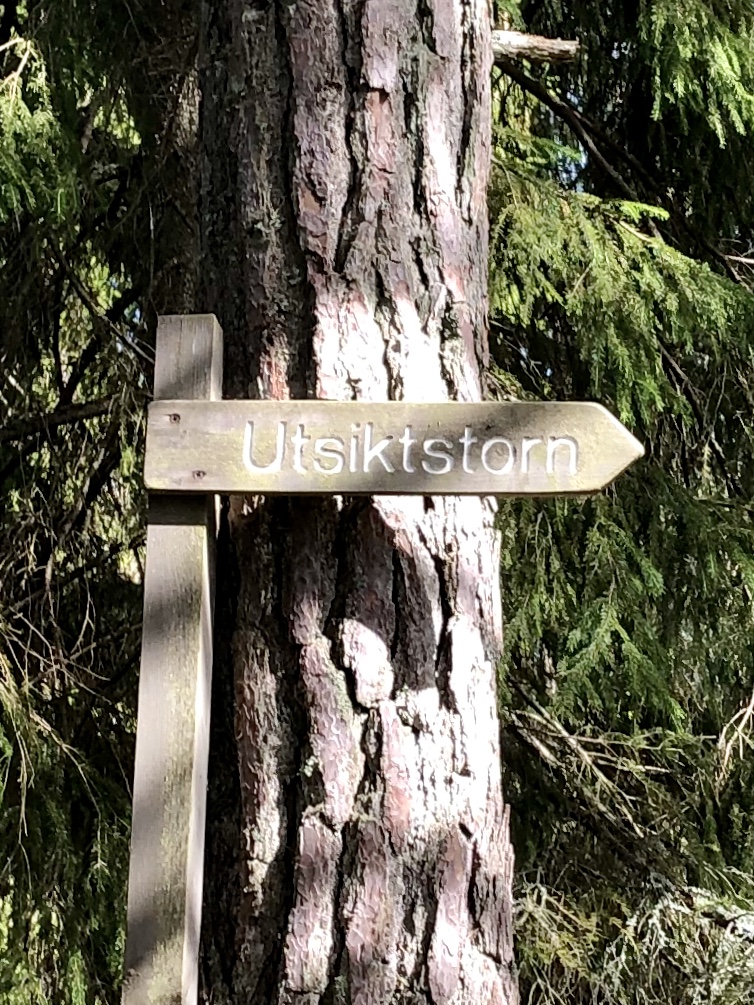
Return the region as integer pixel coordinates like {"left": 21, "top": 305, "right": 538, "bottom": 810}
{"left": 126, "top": 317, "right": 644, "bottom": 1005}
{"left": 144, "top": 400, "right": 643, "bottom": 496}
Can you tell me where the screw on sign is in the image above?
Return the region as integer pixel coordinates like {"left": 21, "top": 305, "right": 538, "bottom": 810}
{"left": 122, "top": 315, "right": 644, "bottom": 1005}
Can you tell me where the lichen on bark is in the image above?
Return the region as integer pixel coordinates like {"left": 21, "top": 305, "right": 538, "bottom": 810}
{"left": 199, "top": 2, "right": 517, "bottom": 1003}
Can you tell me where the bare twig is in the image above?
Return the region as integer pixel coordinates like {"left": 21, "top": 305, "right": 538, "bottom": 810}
{"left": 718, "top": 687, "right": 754, "bottom": 785}
{"left": 511, "top": 681, "right": 645, "bottom": 837}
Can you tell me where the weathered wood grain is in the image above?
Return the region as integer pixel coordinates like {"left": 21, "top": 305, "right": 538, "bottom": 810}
{"left": 144, "top": 399, "right": 643, "bottom": 496}
{"left": 122, "top": 315, "right": 222, "bottom": 1005}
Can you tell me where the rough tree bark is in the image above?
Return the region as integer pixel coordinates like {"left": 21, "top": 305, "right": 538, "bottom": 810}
{"left": 199, "top": 2, "right": 516, "bottom": 1004}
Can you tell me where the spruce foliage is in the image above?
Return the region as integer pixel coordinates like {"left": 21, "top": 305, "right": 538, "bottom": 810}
{"left": 493, "top": 2, "right": 754, "bottom": 1001}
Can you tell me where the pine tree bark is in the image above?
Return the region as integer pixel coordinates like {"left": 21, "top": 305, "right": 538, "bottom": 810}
{"left": 199, "top": 3, "right": 516, "bottom": 1003}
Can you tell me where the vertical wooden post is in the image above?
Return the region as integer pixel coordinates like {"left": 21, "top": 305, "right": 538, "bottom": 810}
{"left": 123, "top": 315, "right": 223, "bottom": 1005}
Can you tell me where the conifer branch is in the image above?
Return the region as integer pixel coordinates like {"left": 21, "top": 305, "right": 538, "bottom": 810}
{"left": 655, "top": 334, "right": 742, "bottom": 496}
{"left": 0, "top": 398, "right": 116, "bottom": 445}
{"left": 492, "top": 30, "right": 580, "bottom": 65}
{"left": 497, "top": 55, "right": 660, "bottom": 236}
{"left": 8, "top": 537, "right": 143, "bottom": 617}
{"left": 495, "top": 57, "right": 754, "bottom": 279}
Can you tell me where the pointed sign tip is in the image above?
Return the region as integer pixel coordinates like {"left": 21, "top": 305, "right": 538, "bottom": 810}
{"left": 595, "top": 402, "right": 645, "bottom": 464}
{"left": 629, "top": 432, "right": 645, "bottom": 461}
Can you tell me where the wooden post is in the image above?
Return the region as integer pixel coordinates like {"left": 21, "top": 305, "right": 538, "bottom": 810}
{"left": 122, "top": 315, "right": 223, "bottom": 1005}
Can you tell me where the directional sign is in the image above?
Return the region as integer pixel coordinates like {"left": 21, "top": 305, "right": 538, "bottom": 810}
{"left": 144, "top": 400, "right": 643, "bottom": 496}
{"left": 127, "top": 316, "right": 646, "bottom": 1005}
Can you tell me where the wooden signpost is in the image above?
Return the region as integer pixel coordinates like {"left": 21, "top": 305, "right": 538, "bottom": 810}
{"left": 123, "top": 315, "right": 644, "bottom": 1004}
{"left": 144, "top": 398, "right": 642, "bottom": 497}
{"left": 123, "top": 316, "right": 222, "bottom": 1005}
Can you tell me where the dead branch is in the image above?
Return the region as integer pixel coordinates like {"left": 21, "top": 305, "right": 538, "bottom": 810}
{"left": 511, "top": 681, "right": 645, "bottom": 838}
{"left": 492, "top": 30, "right": 580, "bottom": 65}
{"left": 0, "top": 398, "right": 115, "bottom": 445}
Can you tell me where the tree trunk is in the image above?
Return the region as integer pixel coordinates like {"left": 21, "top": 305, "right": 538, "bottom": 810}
{"left": 198, "top": 2, "right": 516, "bottom": 1003}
